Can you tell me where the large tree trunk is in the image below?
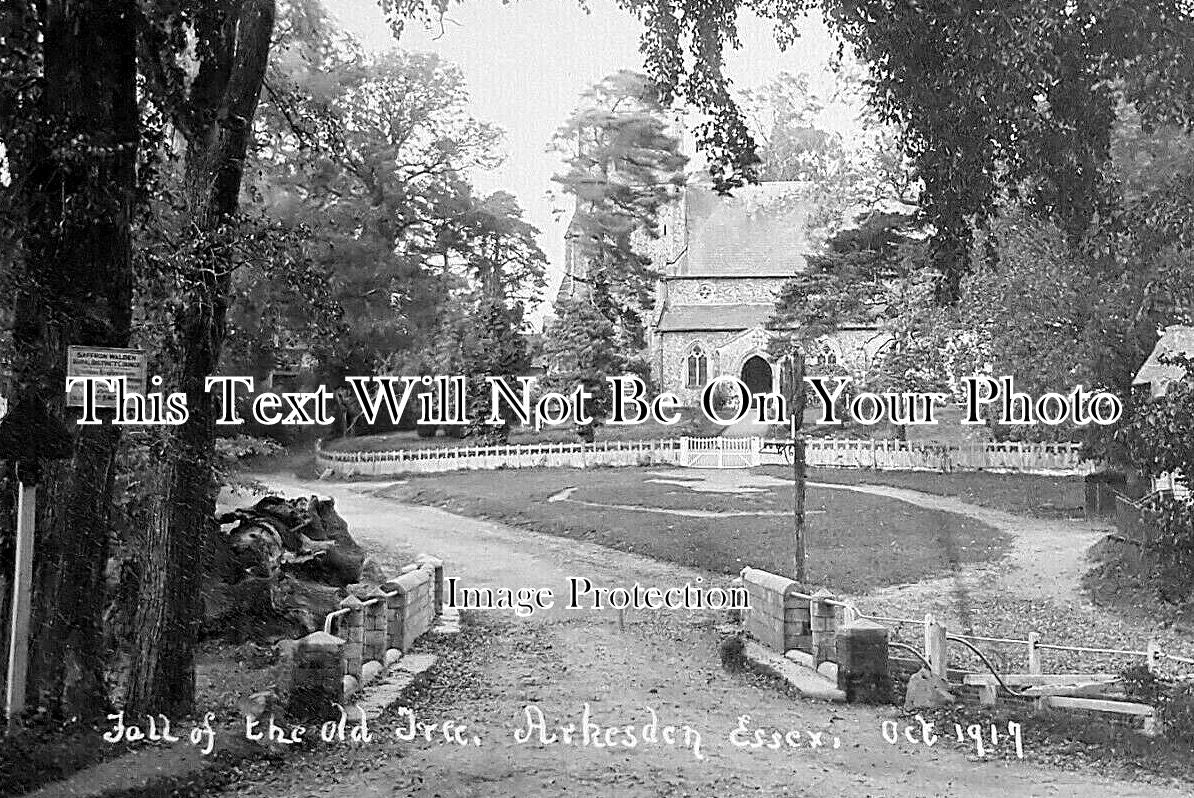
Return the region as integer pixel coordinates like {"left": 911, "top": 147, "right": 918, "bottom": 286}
{"left": 125, "top": 0, "right": 275, "bottom": 715}
{"left": 6, "top": 0, "right": 138, "bottom": 721}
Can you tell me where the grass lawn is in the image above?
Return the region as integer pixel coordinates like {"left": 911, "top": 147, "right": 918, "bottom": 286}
{"left": 379, "top": 467, "right": 1008, "bottom": 593}
{"left": 775, "top": 466, "right": 1086, "bottom": 519}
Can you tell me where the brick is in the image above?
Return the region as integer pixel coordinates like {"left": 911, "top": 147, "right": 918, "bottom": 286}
{"left": 289, "top": 632, "right": 346, "bottom": 720}
{"left": 836, "top": 620, "right": 891, "bottom": 704}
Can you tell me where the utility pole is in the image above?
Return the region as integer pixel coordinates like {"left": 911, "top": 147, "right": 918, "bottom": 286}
{"left": 785, "top": 353, "right": 808, "bottom": 584}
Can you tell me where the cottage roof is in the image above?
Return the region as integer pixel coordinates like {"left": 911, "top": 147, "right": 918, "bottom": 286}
{"left": 675, "top": 182, "right": 812, "bottom": 277}
{"left": 1133, "top": 325, "right": 1194, "bottom": 393}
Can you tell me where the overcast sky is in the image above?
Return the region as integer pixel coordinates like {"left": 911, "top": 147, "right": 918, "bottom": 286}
{"left": 327, "top": 0, "right": 857, "bottom": 315}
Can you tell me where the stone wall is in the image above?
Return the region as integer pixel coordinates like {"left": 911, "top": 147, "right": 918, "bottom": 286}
{"left": 666, "top": 277, "right": 788, "bottom": 305}
{"left": 740, "top": 565, "right": 1160, "bottom": 728}
{"left": 287, "top": 555, "right": 446, "bottom": 719}
{"left": 740, "top": 567, "right": 810, "bottom": 653}
{"left": 658, "top": 330, "right": 742, "bottom": 405}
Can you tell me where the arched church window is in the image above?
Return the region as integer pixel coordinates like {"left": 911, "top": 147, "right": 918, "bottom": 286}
{"left": 686, "top": 345, "right": 708, "bottom": 388}
{"left": 821, "top": 345, "right": 838, "bottom": 367}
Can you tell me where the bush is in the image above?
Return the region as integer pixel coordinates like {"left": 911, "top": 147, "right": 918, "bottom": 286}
{"left": 415, "top": 423, "right": 438, "bottom": 439}
{"left": 1121, "top": 666, "right": 1194, "bottom": 747}
{"left": 1141, "top": 494, "right": 1194, "bottom": 603}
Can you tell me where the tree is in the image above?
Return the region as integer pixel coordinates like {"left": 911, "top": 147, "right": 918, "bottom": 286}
{"left": 822, "top": 0, "right": 1194, "bottom": 301}
{"left": 380, "top": 0, "right": 810, "bottom": 191}
{"left": 256, "top": 47, "right": 506, "bottom": 380}
{"left": 552, "top": 71, "right": 687, "bottom": 358}
{"left": 741, "top": 72, "right": 836, "bottom": 183}
{"left": 541, "top": 297, "right": 633, "bottom": 441}
{"left": 128, "top": 0, "right": 278, "bottom": 715}
{"left": 1, "top": 0, "right": 138, "bottom": 721}
{"left": 422, "top": 189, "right": 546, "bottom": 442}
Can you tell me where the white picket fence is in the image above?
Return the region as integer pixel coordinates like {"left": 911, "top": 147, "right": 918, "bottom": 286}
{"left": 316, "top": 434, "right": 1091, "bottom": 477}
{"left": 316, "top": 437, "right": 682, "bottom": 476}
{"left": 680, "top": 436, "right": 760, "bottom": 468}
{"left": 793, "top": 437, "right": 1091, "bottom": 474}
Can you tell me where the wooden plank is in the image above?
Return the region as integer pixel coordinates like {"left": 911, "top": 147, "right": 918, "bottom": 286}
{"left": 1042, "top": 696, "right": 1154, "bottom": 716}
{"left": 964, "top": 673, "right": 1117, "bottom": 686}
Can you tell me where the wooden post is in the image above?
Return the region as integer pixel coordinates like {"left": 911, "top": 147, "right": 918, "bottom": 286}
{"left": 1147, "top": 640, "right": 1162, "bottom": 675}
{"left": 5, "top": 479, "right": 36, "bottom": 729}
{"left": 785, "top": 353, "right": 807, "bottom": 584}
{"left": 924, "top": 614, "right": 948, "bottom": 676}
{"left": 1027, "top": 632, "right": 1042, "bottom": 675}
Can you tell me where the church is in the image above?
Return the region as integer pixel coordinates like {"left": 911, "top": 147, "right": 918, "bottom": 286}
{"left": 557, "top": 180, "right": 893, "bottom": 406}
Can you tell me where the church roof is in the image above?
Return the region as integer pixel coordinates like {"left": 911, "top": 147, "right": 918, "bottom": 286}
{"left": 656, "top": 304, "right": 885, "bottom": 334}
{"left": 656, "top": 304, "right": 778, "bottom": 332}
{"left": 676, "top": 182, "right": 812, "bottom": 277}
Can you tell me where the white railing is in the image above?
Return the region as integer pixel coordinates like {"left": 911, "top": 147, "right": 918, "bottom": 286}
{"left": 316, "top": 435, "right": 1091, "bottom": 477}
{"left": 316, "top": 437, "right": 683, "bottom": 476}
{"left": 776, "top": 437, "right": 1090, "bottom": 475}
{"left": 680, "top": 436, "right": 760, "bottom": 468}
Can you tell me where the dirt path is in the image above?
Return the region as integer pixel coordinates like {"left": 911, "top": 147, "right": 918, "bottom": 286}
{"left": 807, "top": 480, "right": 1105, "bottom": 605}
{"left": 638, "top": 468, "right": 1103, "bottom": 604}
{"left": 216, "top": 475, "right": 1179, "bottom": 798}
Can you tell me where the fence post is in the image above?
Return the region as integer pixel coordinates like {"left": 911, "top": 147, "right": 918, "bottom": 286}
{"left": 1027, "top": 631, "right": 1042, "bottom": 674}
{"left": 1147, "top": 640, "right": 1162, "bottom": 675}
{"left": 924, "top": 613, "right": 947, "bottom": 676}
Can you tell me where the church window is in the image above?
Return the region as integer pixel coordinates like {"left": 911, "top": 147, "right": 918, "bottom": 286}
{"left": 686, "top": 345, "right": 708, "bottom": 388}
{"left": 820, "top": 345, "right": 838, "bottom": 367}
{"left": 697, "top": 283, "right": 712, "bottom": 301}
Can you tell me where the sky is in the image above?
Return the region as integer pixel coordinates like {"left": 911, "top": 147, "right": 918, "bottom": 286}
{"left": 327, "top": 0, "right": 859, "bottom": 315}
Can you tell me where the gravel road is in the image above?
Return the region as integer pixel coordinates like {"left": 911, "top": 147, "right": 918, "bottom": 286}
{"left": 215, "top": 475, "right": 1184, "bottom": 798}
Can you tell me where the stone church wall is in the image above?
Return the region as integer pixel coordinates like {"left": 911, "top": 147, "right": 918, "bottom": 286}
{"left": 657, "top": 329, "right": 742, "bottom": 406}
{"left": 667, "top": 277, "right": 788, "bottom": 305}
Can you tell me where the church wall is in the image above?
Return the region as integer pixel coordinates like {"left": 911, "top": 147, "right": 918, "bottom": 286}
{"left": 666, "top": 277, "right": 789, "bottom": 305}
{"left": 656, "top": 326, "right": 896, "bottom": 407}
{"left": 658, "top": 329, "right": 741, "bottom": 406}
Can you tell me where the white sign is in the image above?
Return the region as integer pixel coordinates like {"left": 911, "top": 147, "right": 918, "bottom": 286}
{"left": 66, "top": 346, "right": 147, "bottom": 408}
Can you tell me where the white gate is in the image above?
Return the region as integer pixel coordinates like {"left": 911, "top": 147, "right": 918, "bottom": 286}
{"left": 679, "top": 436, "right": 761, "bottom": 469}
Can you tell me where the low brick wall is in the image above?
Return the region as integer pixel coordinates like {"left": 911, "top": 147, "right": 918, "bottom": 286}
{"left": 384, "top": 567, "right": 436, "bottom": 650}
{"left": 287, "top": 554, "right": 446, "bottom": 719}
{"left": 740, "top": 567, "right": 809, "bottom": 653}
